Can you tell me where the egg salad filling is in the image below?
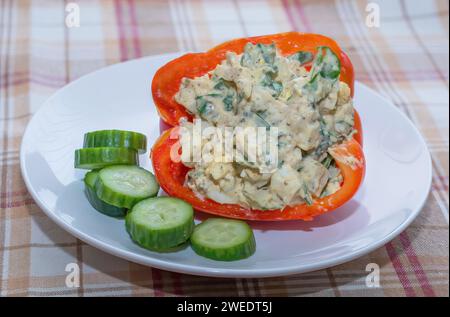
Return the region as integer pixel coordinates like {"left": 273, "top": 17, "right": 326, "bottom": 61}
{"left": 174, "top": 43, "right": 355, "bottom": 210}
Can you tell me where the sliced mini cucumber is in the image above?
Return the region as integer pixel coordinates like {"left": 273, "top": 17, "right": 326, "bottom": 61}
{"left": 190, "top": 218, "right": 256, "bottom": 261}
{"left": 84, "top": 170, "right": 127, "bottom": 217}
{"left": 74, "top": 147, "right": 138, "bottom": 170}
{"left": 95, "top": 165, "right": 159, "bottom": 208}
{"left": 83, "top": 130, "right": 147, "bottom": 154}
{"left": 125, "top": 197, "right": 194, "bottom": 251}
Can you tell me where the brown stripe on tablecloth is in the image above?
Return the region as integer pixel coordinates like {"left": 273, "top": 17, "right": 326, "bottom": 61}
{"left": 435, "top": 0, "right": 449, "bottom": 37}
{"left": 400, "top": 0, "right": 449, "bottom": 87}
{"left": 134, "top": 0, "right": 180, "bottom": 55}
{"left": 326, "top": 268, "right": 341, "bottom": 296}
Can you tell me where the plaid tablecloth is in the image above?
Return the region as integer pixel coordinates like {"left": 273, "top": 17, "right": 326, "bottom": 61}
{"left": 0, "top": 0, "right": 448, "bottom": 297}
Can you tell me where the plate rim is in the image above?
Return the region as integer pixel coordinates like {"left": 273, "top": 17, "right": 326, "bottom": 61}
{"left": 19, "top": 54, "right": 432, "bottom": 278}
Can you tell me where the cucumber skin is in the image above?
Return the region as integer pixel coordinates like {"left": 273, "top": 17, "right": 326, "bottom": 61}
{"left": 74, "top": 147, "right": 138, "bottom": 170}
{"left": 84, "top": 171, "right": 127, "bottom": 217}
{"left": 126, "top": 218, "right": 194, "bottom": 251}
{"left": 83, "top": 130, "right": 147, "bottom": 154}
{"left": 84, "top": 184, "right": 127, "bottom": 217}
{"left": 95, "top": 166, "right": 159, "bottom": 209}
{"left": 125, "top": 198, "right": 194, "bottom": 251}
{"left": 190, "top": 220, "right": 256, "bottom": 261}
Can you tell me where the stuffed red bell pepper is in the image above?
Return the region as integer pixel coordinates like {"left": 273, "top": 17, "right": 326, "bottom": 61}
{"left": 151, "top": 32, "right": 365, "bottom": 221}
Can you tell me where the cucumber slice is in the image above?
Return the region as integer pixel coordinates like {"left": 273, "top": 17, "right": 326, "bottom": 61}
{"left": 190, "top": 218, "right": 256, "bottom": 261}
{"left": 96, "top": 165, "right": 159, "bottom": 208}
{"left": 83, "top": 130, "right": 147, "bottom": 154}
{"left": 74, "top": 147, "right": 138, "bottom": 170}
{"left": 125, "top": 197, "right": 194, "bottom": 251}
{"left": 84, "top": 170, "right": 127, "bottom": 217}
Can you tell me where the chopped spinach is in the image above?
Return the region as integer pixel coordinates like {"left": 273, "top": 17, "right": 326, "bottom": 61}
{"left": 212, "top": 78, "right": 238, "bottom": 112}
{"left": 321, "top": 154, "right": 334, "bottom": 169}
{"left": 302, "top": 184, "right": 314, "bottom": 205}
{"left": 315, "top": 118, "right": 333, "bottom": 156}
{"left": 260, "top": 73, "right": 283, "bottom": 97}
{"left": 256, "top": 43, "right": 276, "bottom": 64}
{"left": 205, "top": 93, "right": 222, "bottom": 98}
{"left": 240, "top": 43, "right": 276, "bottom": 67}
{"left": 196, "top": 96, "right": 213, "bottom": 116}
{"left": 309, "top": 46, "right": 341, "bottom": 81}
{"left": 271, "top": 81, "right": 283, "bottom": 96}
{"left": 319, "top": 47, "right": 341, "bottom": 79}
{"left": 289, "top": 51, "right": 313, "bottom": 65}
{"left": 223, "top": 94, "right": 234, "bottom": 111}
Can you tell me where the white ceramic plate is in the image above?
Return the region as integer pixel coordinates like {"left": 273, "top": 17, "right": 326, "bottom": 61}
{"left": 20, "top": 53, "right": 432, "bottom": 278}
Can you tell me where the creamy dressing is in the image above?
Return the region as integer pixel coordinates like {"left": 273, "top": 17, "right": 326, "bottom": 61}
{"left": 175, "top": 43, "right": 355, "bottom": 210}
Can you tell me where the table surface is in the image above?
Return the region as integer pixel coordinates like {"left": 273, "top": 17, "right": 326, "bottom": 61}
{"left": 0, "top": 0, "right": 448, "bottom": 297}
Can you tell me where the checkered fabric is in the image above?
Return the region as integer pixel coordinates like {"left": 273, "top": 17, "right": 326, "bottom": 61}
{"left": 0, "top": 0, "right": 448, "bottom": 296}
